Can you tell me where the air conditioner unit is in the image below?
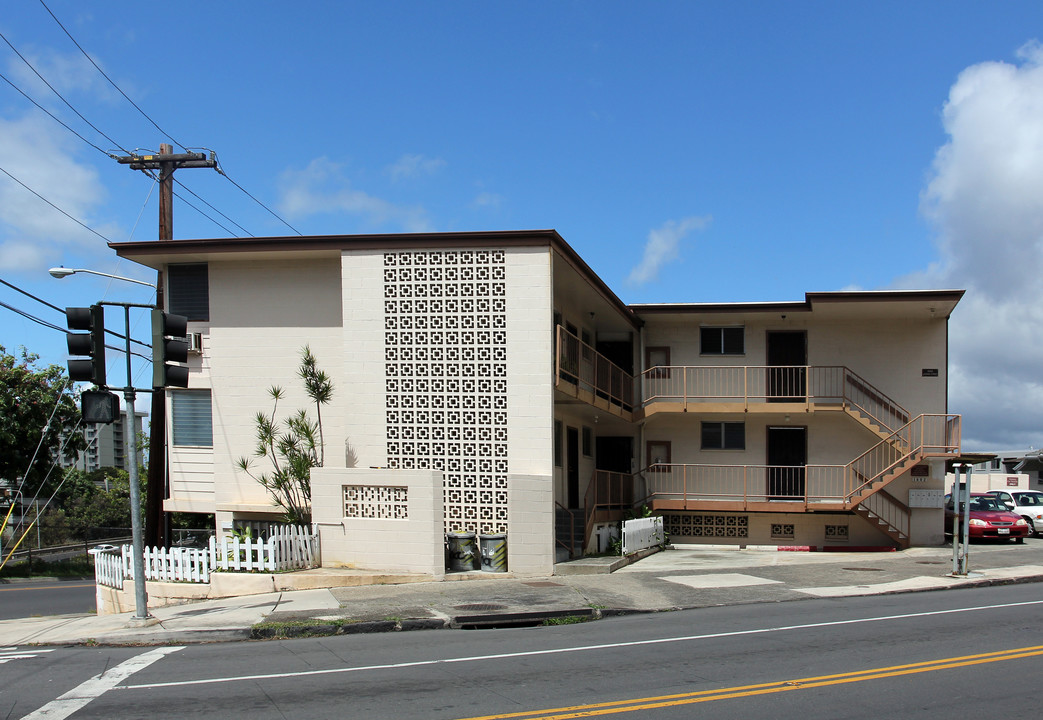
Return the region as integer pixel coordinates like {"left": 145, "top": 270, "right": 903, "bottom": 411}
{"left": 187, "top": 333, "right": 203, "bottom": 354}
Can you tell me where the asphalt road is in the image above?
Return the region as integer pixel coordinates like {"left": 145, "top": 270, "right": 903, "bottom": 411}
{"left": 4, "top": 582, "right": 1042, "bottom": 719}
{"left": 0, "top": 579, "right": 96, "bottom": 620}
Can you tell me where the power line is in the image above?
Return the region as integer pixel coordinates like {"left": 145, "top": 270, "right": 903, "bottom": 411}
{"left": 0, "top": 299, "right": 151, "bottom": 358}
{"left": 0, "top": 27, "right": 131, "bottom": 156}
{"left": 37, "top": 0, "right": 188, "bottom": 153}
{"left": 0, "top": 164, "right": 111, "bottom": 243}
{"left": 213, "top": 152, "right": 302, "bottom": 235}
{"left": 0, "top": 69, "right": 115, "bottom": 159}
{"left": 171, "top": 178, "right": 247, "bottom": 236}
{"left": 0, "top": 276, "right": 64, "bottom": 313}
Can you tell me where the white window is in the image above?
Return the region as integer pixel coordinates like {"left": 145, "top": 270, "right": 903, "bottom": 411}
{"left": 171, "top": 390, "right": 212, "bottom": 447}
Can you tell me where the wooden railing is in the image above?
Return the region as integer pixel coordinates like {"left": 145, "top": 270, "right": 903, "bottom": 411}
{"left": 641, "top": 414, "right": 961, "bottom": 510}
{"left": 556, "top": 326, "right": 634, "bottom": 413}
{"left": 640, "top": 365, "right": 909, "bottom": 432}
{"left": 583, "top": 470, "right": 637, "bottom": 552}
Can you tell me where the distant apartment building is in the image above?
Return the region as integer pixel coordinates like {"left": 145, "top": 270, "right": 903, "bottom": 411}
{"left": 64, "top": 410, "right": 146, "bottom": 475}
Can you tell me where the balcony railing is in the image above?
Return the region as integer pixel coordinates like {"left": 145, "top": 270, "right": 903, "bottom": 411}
{"left": 640, "top": 365, "right": 909, "bottom": 432}
{"left": 556, "top": 326, "right": 634, "bottom": 414}
{"left": 641, "top": 414, "right": 961, "bottom": 510}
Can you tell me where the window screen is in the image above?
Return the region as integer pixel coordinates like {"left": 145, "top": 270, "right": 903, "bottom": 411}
{"left": 168, "top": 263, "right": 209, "bottom": 321}
{"left": 171, "top": 390, "right": 213, "bottom": 447}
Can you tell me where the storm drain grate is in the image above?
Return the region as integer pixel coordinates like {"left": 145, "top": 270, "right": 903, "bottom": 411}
{"left": 842, "top": 567, "right": 883, "bottom": 572}
{"left": 523, "top": 581, "right": 563, "bottom": 588}
{"left": 917, "top": 561, "right": 945, "bottom": 565}
{"left": 454, "top": 603, "right": 507, "bottom": 612}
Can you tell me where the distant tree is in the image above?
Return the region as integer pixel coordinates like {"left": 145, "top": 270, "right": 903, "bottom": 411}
{"left": 0, "top": 346, "right": 85, "bottom": 499}
{"left": 236, "top": 346, "right": 333, "bottom": 524}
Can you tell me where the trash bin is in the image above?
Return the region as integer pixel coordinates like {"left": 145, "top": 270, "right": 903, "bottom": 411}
{"left": 446, "top": 531, "right": 478, "bottom": 572}
{"left": 479, "top": 533, "right": 507, "bottom": 572}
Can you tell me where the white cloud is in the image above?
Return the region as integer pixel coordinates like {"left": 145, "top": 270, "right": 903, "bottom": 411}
{"left": 278, "top": 156, "right": 433, "bottom": 232}
{"left": 386, "top": 154, "right": 445, "bottom": 182}
{"left": 0, "top": 112, "right": 110, "bottom": 271}
{"left": 471, "top": 191, "right": 503, "bottom": 210}
{"left": 905, "top": 41, "right": 1043, "bottom": 450}
{"left": 627, "top": 216, "right": 712, "bottom": 286}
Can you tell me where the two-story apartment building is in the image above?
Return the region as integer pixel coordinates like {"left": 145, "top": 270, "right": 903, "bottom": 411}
{"left": 111, "top": 230, "right": 962, "bottom": 577}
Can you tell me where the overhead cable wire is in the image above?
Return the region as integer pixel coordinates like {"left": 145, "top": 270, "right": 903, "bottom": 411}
{"left": 0, "top": 69, "right": 115, "bottom": 159}
{"left": 173, "top": 177, "right": 250, "bottom": 236}
{"left": 0, "top": 276, "right": 64, "bottom": 313}
{"left": 0, "top": 300, "right": 151, "bottom": 358}
{"left": 0, "top": 164, "right": 111, "bottom": 243}
{"left": 213, "top": 151, "right": 302, "bottom": 235}
{"left": 0, "top": 28, "right": 131, "bottom": 156}
{"left": 38, "top": 0, "right": 188, "bottom": 152}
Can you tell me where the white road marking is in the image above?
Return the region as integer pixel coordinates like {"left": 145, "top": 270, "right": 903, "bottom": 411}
{"left": 118, "top": 599, "right": 1043, "bottom": 691}
{"left": 21, "top": 646, "right": 183, "bottom": 719}
{"left": 0, "top": 648, "right": 55, "bottom": 664}
{"left": 662, "top": 573, "right": 784, "bottom": 589}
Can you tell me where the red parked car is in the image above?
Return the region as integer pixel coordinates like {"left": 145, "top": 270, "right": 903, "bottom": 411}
{"left": 944, "top": 493, "right": 1029, "bottom": 542}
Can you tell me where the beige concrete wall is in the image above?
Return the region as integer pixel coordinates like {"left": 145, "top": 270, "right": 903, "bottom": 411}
{"left": 165, "top": 257, "right": 345, "bottom": 515}
{"left": 641, "top": 313, "right": 949, "bottom": 416}
{"left": 507, "top": 473, "right": 555, "bottom": 576}
{"left": 312, "top": 467, "right": 446, "bottom": 576}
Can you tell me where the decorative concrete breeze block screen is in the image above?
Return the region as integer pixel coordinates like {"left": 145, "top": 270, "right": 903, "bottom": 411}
{"left": 383, "top": 250, "right": 509, "bottom": 534}
{"left": 343, "top": 485, "right": 409, "bottom": 519}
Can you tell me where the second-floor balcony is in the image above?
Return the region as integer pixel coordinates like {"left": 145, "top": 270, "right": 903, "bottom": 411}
{"left": 554, "top": 326, "right": 911, "bottom": 433}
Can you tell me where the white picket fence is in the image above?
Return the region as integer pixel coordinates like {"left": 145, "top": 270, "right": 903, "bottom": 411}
{"left": 621, "top": 516, "right": 665, "bottom": 555}
{"left": 93, "top": 526, "right": 320, "bottom": 589}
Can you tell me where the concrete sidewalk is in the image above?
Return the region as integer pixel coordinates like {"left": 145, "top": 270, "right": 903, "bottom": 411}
{"left": 3, "top": 542, "right": 1042, "bottom": 646}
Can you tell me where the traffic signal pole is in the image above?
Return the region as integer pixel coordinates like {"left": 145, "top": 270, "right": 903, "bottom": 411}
{"left": 118, "top": 303, "right": 149, "bottom": 620}
{"left": 117, "top": 144, "right": 216, "bottom": 548}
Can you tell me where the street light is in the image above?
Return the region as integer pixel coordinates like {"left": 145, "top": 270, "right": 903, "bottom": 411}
{"left": 48, "top": 266, "right": 156, "bottom": 289}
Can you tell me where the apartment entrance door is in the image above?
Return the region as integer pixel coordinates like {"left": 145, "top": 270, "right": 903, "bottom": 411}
{"left": 767, "top": 426, "right": 807, "bottom": 500}
{"left": 766, "top": 330, "right": 807, "bottom": 401}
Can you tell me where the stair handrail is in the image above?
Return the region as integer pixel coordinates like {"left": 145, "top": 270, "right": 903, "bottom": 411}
{"left": 858, "top": 488, "right": 911, "bottom": 543}
{"left": 844, "top": 413, "right": 960, "bottom": 504}
{"left": 840, "top": 367, "right": 910, "bottom": 436}
{"left": 555, "top": 501, "right": 579, "bottom": 560}
{"left": 583, "top": 470, "right": 638, "bottom": 553}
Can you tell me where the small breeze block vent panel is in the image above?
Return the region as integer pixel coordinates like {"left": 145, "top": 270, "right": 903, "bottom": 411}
{"left": 664, "top": 514, "right": 749, "bottom": 538}
{"left": 343, "top": 485, "right": 408, "bottom": 520}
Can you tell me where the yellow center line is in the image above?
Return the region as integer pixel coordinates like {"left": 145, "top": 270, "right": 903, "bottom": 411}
{"left": 454, "top": 645, "right": 1043, "bottom": 720}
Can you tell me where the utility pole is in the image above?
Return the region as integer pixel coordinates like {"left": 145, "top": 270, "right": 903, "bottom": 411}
{"left": 116, "top": 144, "right": 216, "bottom": 547}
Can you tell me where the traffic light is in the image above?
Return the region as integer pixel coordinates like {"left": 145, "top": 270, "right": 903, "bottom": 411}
{"left": 152, "top": 309, "right": 190, "bottom": 388}
{"left": 81, "top": 389, "right": 120, "bottom": 424}
{"left": 65, "top": 305, "right": 106, "bottom": 386}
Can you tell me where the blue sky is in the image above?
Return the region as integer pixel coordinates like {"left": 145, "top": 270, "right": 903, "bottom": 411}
{"left": 1, "top": 1, "right": 1041, "bottom": 450}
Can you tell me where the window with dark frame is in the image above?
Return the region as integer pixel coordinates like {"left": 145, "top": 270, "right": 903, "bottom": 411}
{"left": 646, "top": 346, "right": 670, "bottom": 379}
{"left": 167, "top": 263, "right": 210, "bottom": 321}
{"left": 647, "top": 440, "right": 671, "bottom": 471}
{"left": 701, "top": 421, "right": 745, "bottom": 450}
{"left": 582, "top": 426, "right": 592, "bottom": 457}
{"left": 700, "top": 326, "right": 744, "bottom": 355}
